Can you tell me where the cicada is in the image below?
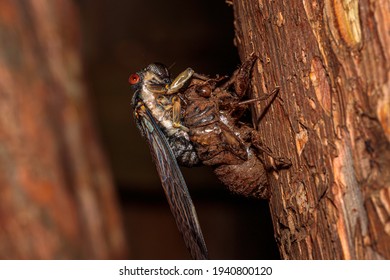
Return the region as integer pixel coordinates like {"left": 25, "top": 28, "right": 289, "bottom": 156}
{"left": 129, "top": 63, "right": 207, "bottom": 260}
{"left": 129, "top": 58, "right": 290, "bottom": 258}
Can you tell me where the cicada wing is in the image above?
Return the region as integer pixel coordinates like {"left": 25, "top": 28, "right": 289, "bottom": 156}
{"left": 136, "top": 107, "right": 208, "bottom": 260}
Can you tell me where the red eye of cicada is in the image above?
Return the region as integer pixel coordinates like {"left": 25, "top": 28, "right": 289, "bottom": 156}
{"left": 128, "top": 73, "right": 140, "bottom": 85}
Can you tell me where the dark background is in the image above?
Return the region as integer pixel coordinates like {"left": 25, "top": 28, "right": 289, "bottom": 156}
{"left": 77, "top": 0, "right": 279, "bottom": 259}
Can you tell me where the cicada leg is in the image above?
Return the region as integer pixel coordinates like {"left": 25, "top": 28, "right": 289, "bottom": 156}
{"left": 155, "top": 95, "right": 175, "bottom": 122}
{"left": 166, "top": 68, "right": 194, "bottom": 94}
{"left": 172, "top": 96, "right": 189, "bottom": 132}
{"left": 237, "top": 86, "right": 280, "bottom": 106}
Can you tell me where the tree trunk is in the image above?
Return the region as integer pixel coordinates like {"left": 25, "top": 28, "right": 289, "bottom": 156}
{"left": 0, "top": 0, "right": 126, "bottom": 259}
{"left": 232, "top": 0, "right": 390, "bottom": 259}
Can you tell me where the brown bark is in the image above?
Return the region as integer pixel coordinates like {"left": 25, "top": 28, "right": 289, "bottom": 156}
{"left": 0, "top": 0, "right": 126, "bottom": 258}
{"left": 232, "top": 0, "right": 390, "bottom": 259}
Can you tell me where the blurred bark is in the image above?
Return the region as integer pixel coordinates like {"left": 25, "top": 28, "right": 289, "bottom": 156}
{"left": 0, "top": 0, "right": 126, "bottom": 258}
{"left": 232, "top": 0, "right": 390, "bottom": 259}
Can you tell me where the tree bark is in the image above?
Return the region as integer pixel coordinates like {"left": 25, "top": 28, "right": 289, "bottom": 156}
{"left": 0, "top": 0, "right": 126, "bottom": 259}
{"left": 232, "top": 0, "right": 390, "bottom": 259}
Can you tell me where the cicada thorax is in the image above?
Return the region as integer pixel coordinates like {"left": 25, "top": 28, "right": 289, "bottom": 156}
{"left": 182, "top": 78, "right": 270, "bottom": 199}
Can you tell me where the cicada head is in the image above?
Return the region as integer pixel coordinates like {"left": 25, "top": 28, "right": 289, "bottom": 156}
{"left": 129, "top": 63, "right": 171, "bottom": 90}
{"left": 129, "top": 63, "right": 172, "bottom": 107}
